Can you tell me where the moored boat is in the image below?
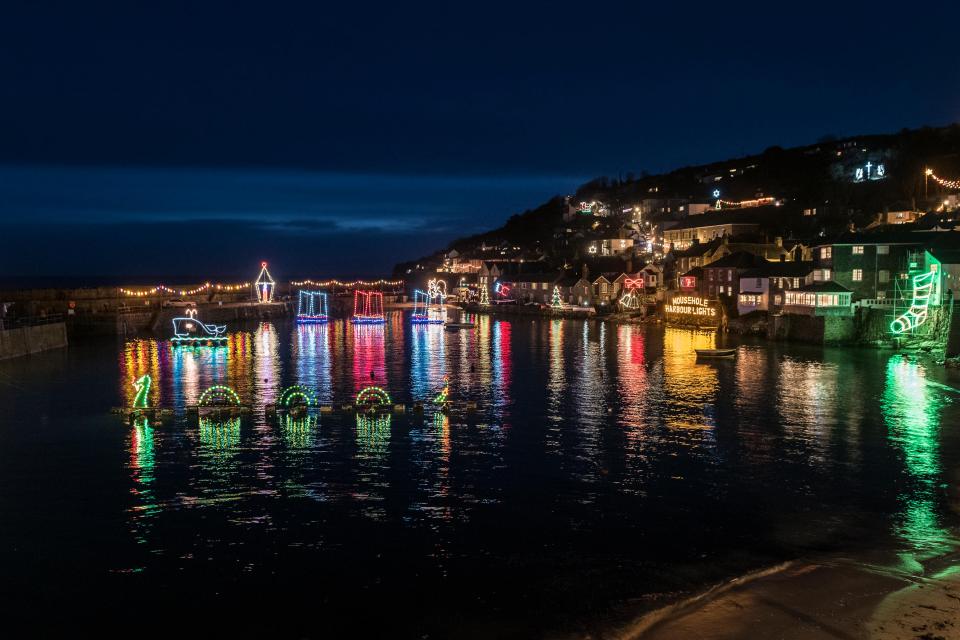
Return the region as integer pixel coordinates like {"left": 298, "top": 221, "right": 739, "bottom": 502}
{"left": 695, "top": 348, "right": 737, "bottom": 358}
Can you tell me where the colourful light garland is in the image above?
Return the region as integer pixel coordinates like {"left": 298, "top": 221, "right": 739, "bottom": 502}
{"left": 119, "top": 282, "right": 250, "bottom": 297}
{"left": 926, "top": 169, "right": 960, "bottom": 190}
{"left": 714, "top": 196, "right": 777, "bottom": 209}
{"left": 291, "top": 278, "right": 403, "bottom": 287}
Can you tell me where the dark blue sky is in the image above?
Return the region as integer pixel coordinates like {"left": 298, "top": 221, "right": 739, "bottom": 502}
{"left": 2, "top": 1, "right": 959, "bottom": 280}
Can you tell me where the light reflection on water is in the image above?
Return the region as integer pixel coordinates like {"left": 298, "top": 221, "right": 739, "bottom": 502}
{"left": 15, "top": 316, "right": 959, "bottom": 634}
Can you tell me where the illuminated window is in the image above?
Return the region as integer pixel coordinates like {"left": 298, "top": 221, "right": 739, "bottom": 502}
{"left": 853, "top": 245, "right": 864, "bottom": 255}
{"left": 879, "top": 270, "right": 889, "bottom": 283}
{"left": 821, "top": 247, "right": 832, "bottom": 259}
{"left": 877, "top": 245, "right": 889, "bottom": 255}
{"left": 853, "top": 269, "right": 863, "bottom": 281}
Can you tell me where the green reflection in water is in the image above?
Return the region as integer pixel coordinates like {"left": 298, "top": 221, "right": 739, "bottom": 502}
{"left": 198, "top": 417, "right": 242, "bottom": 450}
{"left": 357, "top": 413, "right": 390, "bottom": 458}
{"left": 281, "top": 414, "right": 318, "bottom": 449}
{"left": 129, "top": 416, "right": 158, "bottom": 544}
{"left": 881, "top": 356, "right": 951, "bottom": 560}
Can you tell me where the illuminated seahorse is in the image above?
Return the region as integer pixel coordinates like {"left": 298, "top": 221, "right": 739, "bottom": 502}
{"left": 133, "top": 374, "right": 152, "bottom": 408}
{"left": 891, "top": 271, "right": 936, "bottom": 334}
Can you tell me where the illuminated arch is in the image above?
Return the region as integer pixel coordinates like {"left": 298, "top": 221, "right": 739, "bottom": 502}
{"left": 198, "top": 385, "right": 241, "bottom": 407}
{"left": 278, "top": 385, "right": 318, "bottom": 408}
{"left": 356, "top": 386, "right": 392, "bottom": 409}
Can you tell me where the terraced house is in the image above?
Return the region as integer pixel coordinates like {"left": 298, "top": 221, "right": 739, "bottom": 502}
{"left": 811, "top": 230, "right": 925, "bottom": 304}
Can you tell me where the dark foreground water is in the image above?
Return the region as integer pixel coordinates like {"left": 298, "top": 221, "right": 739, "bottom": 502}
{"left": 1, "top": 313, "right": 959, "bottom": 637}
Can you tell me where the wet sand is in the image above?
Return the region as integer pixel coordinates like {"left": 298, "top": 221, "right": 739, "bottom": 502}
{"left": 618, "top": 553, "right": 960, "bottom": 640}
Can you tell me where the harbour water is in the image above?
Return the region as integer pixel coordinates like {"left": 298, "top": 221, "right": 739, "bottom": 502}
{"left": 1, "top": 313, "right": 958, "bottom": 637}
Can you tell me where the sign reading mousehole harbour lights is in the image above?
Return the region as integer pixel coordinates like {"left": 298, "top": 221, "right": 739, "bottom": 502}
{"left": 665, "top": 293, "right": 720, "bottom": 327}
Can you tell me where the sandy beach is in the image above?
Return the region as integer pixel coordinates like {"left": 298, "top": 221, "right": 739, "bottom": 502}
{"left": 619, "top": 551, "right": 960, "bottom": 640}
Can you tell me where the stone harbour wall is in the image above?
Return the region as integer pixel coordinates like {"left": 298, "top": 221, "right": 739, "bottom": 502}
{"left": 0, "top": 322, "right": 68, "bottom": 360}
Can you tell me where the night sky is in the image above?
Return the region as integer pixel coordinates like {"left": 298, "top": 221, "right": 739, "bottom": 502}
{"left": 3, "top": 2, "right": 959, "bottom": 281}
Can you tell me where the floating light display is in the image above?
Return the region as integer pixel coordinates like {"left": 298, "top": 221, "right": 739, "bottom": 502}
{"left": 479, "top": 285, "right": 490, "bottom": 305}
{"left": 433, "top": 376, "right": 450, "bottom": 405}
{"left": 254, "top": 262, "right": 276, "bottom": 303}
{"left": 198, "top": 385, "right": 241, "bottom": 407}
{"left": 495, "top": 282, "right": 512, "bottom": 299}
{"left": 351, "top": 290, "right": 385, "bottom": 324}
{"left": 171, "top": 308, "right": 227, "bottom": 343}
{"left": 119, "top": 282, "right": 249, "bottom": 297}
{"left": 411, "top": 289, "right": 443, "bottom": 324}
{"left": 891, "top": 269, "right": 938, "bottom": 334}
{"left": 133, "top": 374, "right": 151, "bottom": 408}
{"left": 296, "top": 290, "right": 329, "bottom": 323}
{"left": 278, "top": 385, "right": 318, "bottom": 408}
{"left": 356, "top": 386, "right": 392, "bottom": 410}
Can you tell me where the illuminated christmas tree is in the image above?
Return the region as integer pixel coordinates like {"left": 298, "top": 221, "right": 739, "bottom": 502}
{"left": 551, "top": 286, "right": 563, "bottom": 309}
{"left": 479, "top": 285, "right": 489, "bottom": 305}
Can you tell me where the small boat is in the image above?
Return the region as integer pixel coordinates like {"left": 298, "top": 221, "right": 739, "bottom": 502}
{"left": 695, "top": 348, "right": 737, "bottom": 358}
{"left": 444, "top": 322, "right": 476, "bottom": 331}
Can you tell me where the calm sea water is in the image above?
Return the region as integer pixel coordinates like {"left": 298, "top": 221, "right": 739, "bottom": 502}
{"left": 1, "top": 313, "right": 959, "bottom": 637}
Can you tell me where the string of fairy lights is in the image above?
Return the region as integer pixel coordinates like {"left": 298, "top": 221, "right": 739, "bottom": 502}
{"left": 926, "top": 168, "right": 960, "bottom": 190}
{"left": 290, "top": 279, "right": 403, "bottom": 288}
{"left": 714, "top": 196, "right": 777, "bottom": 209}
{"left": 119, "top": 283, "right": 250, "bottom": 297}
{"left": 120, "top": 278, "right": 403, "bottom": 297}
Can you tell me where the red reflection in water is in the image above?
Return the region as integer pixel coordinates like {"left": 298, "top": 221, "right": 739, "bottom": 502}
{"left": 352, "top": 324, "right": 386, "bottom": 392}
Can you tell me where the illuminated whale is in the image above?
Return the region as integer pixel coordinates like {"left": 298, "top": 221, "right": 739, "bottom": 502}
{"left": 171, "top": 309, "right": 227, "bottom": 343}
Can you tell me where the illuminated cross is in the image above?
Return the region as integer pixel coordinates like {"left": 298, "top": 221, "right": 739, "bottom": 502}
{"left": 865, "top": 161, "right": 873, "bottom": 178}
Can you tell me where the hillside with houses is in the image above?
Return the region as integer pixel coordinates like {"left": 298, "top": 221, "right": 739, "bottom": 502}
{"left": 395, "top": 125, "right": 960, "bottom": 351}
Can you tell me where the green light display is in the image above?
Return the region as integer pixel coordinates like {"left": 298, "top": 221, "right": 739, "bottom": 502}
{"left": 133, "top": 374, "right": 151, "bottom": 408}
{"left": 891, "top": 269, "right": 937, "bottom": 334}
{"left": 356, "top": 386, "right": 391, "bottom": 409}
{"left": 278, "top": 385, "right": 318, "bottom": 408}
{"left": 198, "top": 385, "right": 241, "bottom": 407}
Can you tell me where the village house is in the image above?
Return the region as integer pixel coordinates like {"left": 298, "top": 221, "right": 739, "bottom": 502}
{"left": 662, "top": 209, "right": 765, "bottom": 250}
{"left": 700, "top": 251, "right": 769, "bottom": 298}
{"left": 585, "top": 238, "right": 634, "bottom": 256}
{"left": 737, "top": 261, "right": 815, "bottom": 315}
{"left": 592, "top": 273, "right": 622, "bottom": 305}
{"left": 811, "top": 230, "right": 926, "bottom": 305}
{"left": 499, "top": 273, "right": 561, "bottom": 305}
{"left": 782, "top": 282, "right": 854, "bottom": 316}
